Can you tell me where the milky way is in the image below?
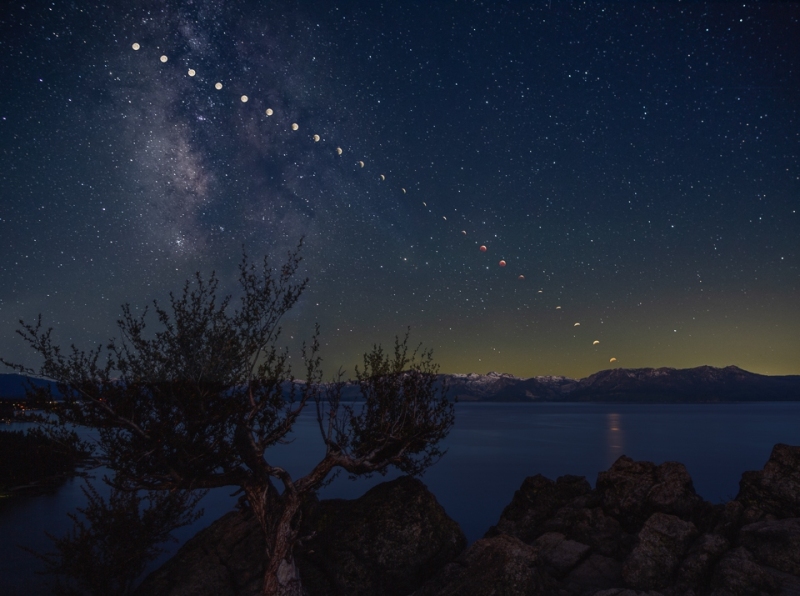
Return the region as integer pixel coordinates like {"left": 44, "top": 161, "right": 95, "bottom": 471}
{"left": 1, "top": 1, "right": 798, "bottom": 377}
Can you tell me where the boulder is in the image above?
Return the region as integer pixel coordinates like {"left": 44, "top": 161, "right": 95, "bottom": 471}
{"left": 531, "top": 532, "right": 591, "bottom": 578}
{"left": 297, "top": 476, "right": 467, "bottom": 596}
{"left": 596, "top": 458, "right": 702, "bottom": 532}
{"left": 135, "top": 509, "right": 264, "bottom": 596}
{"left": 593, "top": 590, "right": 665, "bottom": 596}
{"left": 596, "top": 457, "right": 658, "bottom": 531}
{"left": 736, "top": 444, "right": 800, "bottom": 520}
{"left": 738, "top": 518, "right": 800, "bottom": 576}
{"left": 562, "top": 553, "right": 622, "bottom": 595}
{"left": 622, "top": 512, "right": 698, "bottom": 590}
{"left": 136, "top": 476, "right": 465, "bottom": 596}
{"left": 543, "top": 505, "right": 630, "bottom": 559}
{"left": 411, "top": 534, "right": 549, "bottom": 596}
{"left": 672, "top": 533, "right": 729, "bottom": 592}
{"left": 709, "top": 546, "right": 783, "bottom": 595}
{"left": 488, "top": 474, "right": 592, "bottom": 543}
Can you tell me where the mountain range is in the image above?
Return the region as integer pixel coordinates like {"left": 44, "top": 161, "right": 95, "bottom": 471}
{"left": 1, "top": 366, "right": 799, "bottom": 403}
{"left": 444, "top": 365, "right": 800, "bottom": 403}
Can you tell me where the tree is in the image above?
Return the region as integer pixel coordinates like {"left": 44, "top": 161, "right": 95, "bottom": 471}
{"left": 4, "top": 244, "right": 455, "bottom": 596}
{"left": 32, "top": 483, "right": 202, "bottom": 596}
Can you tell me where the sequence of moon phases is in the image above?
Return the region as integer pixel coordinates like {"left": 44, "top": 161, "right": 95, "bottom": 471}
{"left": 127, "top": 42, "right": 618, "bottom": 361}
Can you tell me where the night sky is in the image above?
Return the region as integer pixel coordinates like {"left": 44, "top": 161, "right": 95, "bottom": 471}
{"left": 1, "top": 1, "right": 798, "bottom": 379}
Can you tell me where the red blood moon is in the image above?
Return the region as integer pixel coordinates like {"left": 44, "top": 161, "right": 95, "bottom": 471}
{"left": 499, "top": 260, "right": 507, "bottom": 267}
{"left": 479, "top": 245, "right": 487, "bottom": 252}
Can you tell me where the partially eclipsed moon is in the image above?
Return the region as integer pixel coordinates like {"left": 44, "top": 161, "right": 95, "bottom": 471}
{"left": 313, "top": 134, "right": 320, "bottom": 142}
{"left": 291, "top": 123, "right": 299, "bottom": 131}
{"left": 358, "top": 160, "right": 365, "bottom": 168}
{"left": 499, "top": 260, "right": 507, "bottom": 267}
{"left": 266, "top": 108, "right": 274, "bottom": 116}
{"left": 336, "top": 147, "right": 343, "bottom": 155}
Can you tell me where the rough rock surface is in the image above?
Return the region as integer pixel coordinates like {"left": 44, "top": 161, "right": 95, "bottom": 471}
{"left": 415, "top": 443, "right": 800, "bottom": 596}
{"left": 410, "top": 534, "right": 549, "bottom": 596}
{"left": 139, "top": 444, "right": 800, "bottom": 596}
{"left": 736, "top": 443, "right": 800, "bottom": 521}
{"left": 738, "top": 518, "right": 800, "bottom": 576}
{"left": 296, "top": 476, "right": 467, "bottom": 596}
{"left": 487, "top": 473, "right": 592, "bottom": 543}
{"left": 622, "top": 512, "right": 698, "bottom": 589}
{"left": 136, "top": 476, "right": 465, "bottom": 596}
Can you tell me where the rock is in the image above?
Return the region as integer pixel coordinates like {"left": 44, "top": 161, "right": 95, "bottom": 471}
{"left": 532, "top": 532, "right": 591, "bottom": 578}
{"left": 673, "top": 533, "right": 729, "bottom": 591}
{"left": 412, "top": 534, "right": 549, "bottom": 596}
{"left": 297, "top": 476, "right": 467, "bottom": 596}
{"left": 622, "top": 512, "right": 698, "bottom": 590}
{"left": 135, "top": 509, "right": 264, "bottom": 596}
{"left": 596, "top": 457, "right": 658, "bottom": 531}
{"left": 736, "top": 443, "right": 800, "bottom": 520}
{"left": 646, "top": 461, "right": 703, "bottom": 521}
{"left": 738, "top": 518, "right": 800, "bottom": 576}
{"left": 563, "top": 554, "right": 622, "bottom": 595}
{"left": 489, "top": 474, "right": 592, "bottom": 543}
{"left": 709, "top": 546, "right": 783, "bottom": 595}
{"left": 593, "top": 590, "right": 665, "bottom": 596}
{"left": 136, "top": 476, "right": 465, "bottom": 596}
{"left": 544, "top": 505, "right": 630, "bottom": 559}
{"left": 596, "top": 458, "right": 702, "bottom": 533}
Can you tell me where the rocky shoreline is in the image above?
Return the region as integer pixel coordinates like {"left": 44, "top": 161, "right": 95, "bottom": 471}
{"left": 136, "top": 444, "right": 800, "bottom": 595}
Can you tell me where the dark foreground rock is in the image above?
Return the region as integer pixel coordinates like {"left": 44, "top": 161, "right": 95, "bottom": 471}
{"left": 419, "top": 443, "right": 800, "bottom": 596}
{"left": 139, "top": 444, "right": 800, "bottom": 596}
{"left": 135, "top": 476, "right": 466, "bottom": 596}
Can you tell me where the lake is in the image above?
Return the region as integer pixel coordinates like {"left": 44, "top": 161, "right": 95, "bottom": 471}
{"left": 3, "top": 401, "right": 800, "bottom": 594}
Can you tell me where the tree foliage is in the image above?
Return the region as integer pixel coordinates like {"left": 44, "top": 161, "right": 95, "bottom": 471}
{"left": 31, "top": 483, "right": 202, "bottom": 596}
{"left": 4, "top": 243, "right": 455, "bottom": 595}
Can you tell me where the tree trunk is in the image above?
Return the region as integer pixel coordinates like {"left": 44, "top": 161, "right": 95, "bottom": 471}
{"left": 247, "top": 483, "right": 305, "bottom": 596}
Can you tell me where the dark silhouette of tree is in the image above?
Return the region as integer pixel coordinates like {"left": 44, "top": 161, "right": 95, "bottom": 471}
{"left": 31, "top": 483, "right": 202, "bottom": 596}
{"left": 3, "top": 244, "right": 454, "bottom": 596}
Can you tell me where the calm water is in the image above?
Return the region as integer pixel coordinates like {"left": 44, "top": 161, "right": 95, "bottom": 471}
{"left": 3, "top": 402, "right": 800, "bottom": 594}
